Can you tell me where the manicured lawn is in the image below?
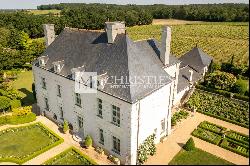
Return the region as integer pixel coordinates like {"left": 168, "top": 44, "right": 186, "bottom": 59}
{"left": 0, "top": 123, "right": 63, "bottom": 164}
{"left": 169, "top": 148, "right": 234, "bottom": 165}
{"left": 44, "top": 147, "right": 97, "bottom": 165}
{"left": 11, "top": 70, "right": 34, "bottom": 106}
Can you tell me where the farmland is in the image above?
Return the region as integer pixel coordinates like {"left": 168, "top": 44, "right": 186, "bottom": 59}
{"left": 127, "top": 22, "right": 249, "bottom": 65}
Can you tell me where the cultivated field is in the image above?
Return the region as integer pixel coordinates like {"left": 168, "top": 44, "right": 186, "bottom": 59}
{"left": 127, "top": 21, "right": 249, "bottom": 65}
{"left": 27, "top": 10, "right": 61, "bottom": 15}
{"left": 152, "top": 19, "right": 204, "bottom": 25}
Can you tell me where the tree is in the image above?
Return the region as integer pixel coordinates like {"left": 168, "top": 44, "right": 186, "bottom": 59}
{"left": 0, "top": 27, "right": 11, "bottom": 48}
{"left": 183, "top": 137, "right": 195, "bottom": 151}
{"left": 204, "top": 71, "right": 237, "bottom": 90}
{"left": 0, "top": 96, "right": 11, "bottom": 112}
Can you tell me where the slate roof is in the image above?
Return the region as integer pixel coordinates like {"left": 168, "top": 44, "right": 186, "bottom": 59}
{"left": 34, "top": 28, "right": 172, "bottom": 103}
{"left": 179, "top": 47, "right": 213, "bottom": 72}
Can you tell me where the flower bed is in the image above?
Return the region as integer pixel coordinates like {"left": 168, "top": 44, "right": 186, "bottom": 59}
{"left": 0, "top": 122, "right": 64, "bottom": 164}
{"left": 171, "top": 109, "right": 189, "bottom": 126}
{"left": 220, "top": 139, "right": 249, "bottom": 157}
{"left": 43, "top": 147, "right": 97, "bottom": 165}
{"left": 226, "top": 130, "right": 249, "bottom": 145}
{"left": 191, "top": 128, "right": 222, "bottom": 145}
{"left": 198, "top": 121, "right": 226, "bottom": 135}
{"left": 186, "top": 90, "right": 249, "bottom": 128}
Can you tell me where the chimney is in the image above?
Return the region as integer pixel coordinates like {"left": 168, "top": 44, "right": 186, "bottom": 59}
{"left": 189, "top": 70, "right": 193, "bottom": 82}
{"left": 43, "top": 24, "right": 55, "bottom": 47}
{"left": 160, "top": 26, "right": 171, "bottom": 66}
{"left": 105, "top": 21, "right": 125, "bottom": 43}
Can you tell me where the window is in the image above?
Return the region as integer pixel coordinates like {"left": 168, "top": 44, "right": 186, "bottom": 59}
{"left": 78, "top": 116, "right": 83, "bottom": 129}
{"left": 161, "top": 119, "right": 165, "bottom": 133}
{"left": 60, "top": 106, "right": 63, "bottom": 119}
{"left": 57, "top": 85, "right": 61, "bottom": 97}
{"left": 97, "top": 98, "right": 102, "bottom": 118}
{"left": 53, "top": 113, "right": 57, "bottom": 120}
{"left": 45, "top": 97, "right": 49, "bottom": 110}
{"left": 42, "top": 77, "right": 46, "bottom": 89}
{"left": 112, "top": 136, "right": 120, "bottom": 154}
{"left": 75, "top": 93, "right": 81, "bottom": 107}
{"left": 99, "top": 128, "right": 104, "bottom": 145}
{"left": 112, "top": 105, "right": 120, "bottom": 127}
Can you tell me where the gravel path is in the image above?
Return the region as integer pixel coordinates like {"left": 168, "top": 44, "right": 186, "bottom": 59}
{"left": 145, "top": 112, "right": 249, "bottom": 165}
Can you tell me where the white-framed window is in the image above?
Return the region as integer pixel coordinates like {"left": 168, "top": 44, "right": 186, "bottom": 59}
{"left": 75, "top": 93, "right": 81, "bottom": 107}
{"left": 45, "top": 97, "right": 49, "bottom": 111}
{"left": 97, "top": 98, "right": 102, "bottom": 118}
{"left": 57, "top": 85, "right": 61, "bottom": 97}
{"left": 60, "top": 106, "right": 63, "bottom": 119}
{"left": 99, "top": 128, "right": 104, "bottom": 145}
{"left": 78, "top": 116, "right": 83, "bottom": 129}
{"left": 42, "top": 77, "right": 46, "bottom": 89}
{"left": 112, "top": 105, "right": 120, "bottom": 127}
{"left": 161, "top": 119, "right": 165, "bottom": 133}
{"left": 112, "top": 136, "right": 120, "bottom": 154}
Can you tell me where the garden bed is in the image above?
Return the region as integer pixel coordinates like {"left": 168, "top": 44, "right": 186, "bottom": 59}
{"left": 43, "top": 147, "right": 97, "bottom": 165}
{"left": 186, "top": 90, "right": 249, "bottom": 128}
{"left": 192, "top": 121, "right": 249, "bottom": 158}
{"left": 191, "top": 128, "right": 222, "bottom": 145}
{"left": 0, "top": 122, "right": 64, "bottom": 164}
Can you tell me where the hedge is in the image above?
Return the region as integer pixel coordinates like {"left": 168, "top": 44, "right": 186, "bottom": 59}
{"left": 0, "top": 113, "right": 36, "bottom": 126}
{"left": 220, "top": 139, "right": 249, "bottom": 158}
{"left": 191, "top": 128, "right": 222, "bottom": 145}
{"left": 43, "top": 146, "right": 98, "bottom": 165}
{"left": 196, "top": 84, "right": 249, "bottom": 102}
{"left": 226, "top": 130, "right": 249, "bottom": 145}
{"left": 196, "top": 110, "right": 249, "bottom": 129}
{"left": 198, "top": 121, "right": 226, "bottom": 135}
{"left": 10, "top": 99, "right": 22, "bottom": 109}
{"left": 0, "top": 122, "right": 64, "bottom": 164}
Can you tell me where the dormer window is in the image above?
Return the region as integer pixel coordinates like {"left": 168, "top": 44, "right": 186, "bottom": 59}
{"left": 52, "top": 60, "right": 64, "bottom": 73}
{"left": 39, "top": 59, "right": 45, "bottom": 67}
{"left": 71, "top": 66, "right": 85, "bottom": 80}
{"left": 38, "top": 56, "right": 48, "bottom": 67}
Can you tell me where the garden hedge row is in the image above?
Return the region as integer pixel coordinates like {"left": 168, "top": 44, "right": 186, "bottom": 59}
{"left": 43, "top": 146, "right": 98, "bottom": 165}
{"left": 196, "top": 84, "right": 249, "bottom": 102}
{"left": 0, "top": 122, "right": 64, "bottom": 164}
{"left": 220, "top": 139, "right": 249, "bottom": 158}
{"left": 0, "top": 113, "right": 36, "bottom": 126}
{"left": 196, "top": 110, "right": 249, "bottom": 129}
{"left": 191, "top": 128, "right": 222, "bottom": 145}
{"left": 226, "top": 130, "right": 249, "bottom": 145}
{"left": 198, "top": 121, "right": 226, "bottom": 135}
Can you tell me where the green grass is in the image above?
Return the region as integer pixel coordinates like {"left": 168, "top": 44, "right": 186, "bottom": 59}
{"left": 11, "top": 70, "right": 34, "bottom": 106}
{"left": 169, "top": 148, "right": 234, "bottom": 165}
{"left": 0, "top": 122, "right": 63, "bottom": 164}
{"left": 127, "top": 22, "right": 249, "bottom": 65}
{"left": 44, "top": 147, "right": 98, "bottom": 165}
{"left": 27, "top": 10, "right": 61, "bottom": 15}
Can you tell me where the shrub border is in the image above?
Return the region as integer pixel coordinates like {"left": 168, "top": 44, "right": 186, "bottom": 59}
{"left": 43, "top": 146, "right": 98, "bottom": 165}
{"left": 0, "top": 122, "right": 64, "bottom": 164}
{"left": 198, "top": 121, "right": 226, "bottom": 135}
{"left": 191, "top": 128, "right": 222, "bottom": 145}
{"left": 220, "top": 139, "right": 249, "bottom": 158}
{"left": 226, "top": 130, "right": 249, "bottom": 145}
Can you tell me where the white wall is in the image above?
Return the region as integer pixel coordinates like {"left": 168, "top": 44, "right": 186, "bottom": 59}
{"left": 33, "top": 65, "right": 133, "bottom": 164}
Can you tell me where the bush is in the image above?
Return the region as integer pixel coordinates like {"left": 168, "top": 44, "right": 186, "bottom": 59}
{"left": 10, "top": 99, "right": 21, "bottom": 109}
{"left": 183, "top": 138, "right": 195, "bottom": 151}
{"left": 84, "top": 135, "right": 93, "bottom": 148}
{"left": 220, "top": 139, "right": 249, "bottom": 157}
{"left": 198, "top": 121, "right": 226, "bottom": 135}
{"left": 191, "top": 128, "right": 222, "bottom": 145}
{"left": 0, "top": 112, "right": 36, "bottom": 126}
{"left": 63, "top": 120, "right": 69, "bottom": 133}
{"left": 231, "top": 79, "right": 248, "bottom": 95}
{"left": 137, "top": 134, "right": 156, "bottom": 164}
{"left": 0, "top": 96, "right": 11, "bottom": 111}
{"left": 171, "top": 110, "right": 189, "bottom": 126}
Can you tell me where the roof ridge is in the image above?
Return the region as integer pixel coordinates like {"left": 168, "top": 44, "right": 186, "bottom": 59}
{"left": 64, "top": 27, "right": 105, "bottom": 33}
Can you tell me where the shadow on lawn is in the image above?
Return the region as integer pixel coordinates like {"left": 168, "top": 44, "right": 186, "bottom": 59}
{"left": 177, "top": 142, "right": 185, "bottom": 148}
{"left": 18, "top": 88, "right": 35, "bottom": 106}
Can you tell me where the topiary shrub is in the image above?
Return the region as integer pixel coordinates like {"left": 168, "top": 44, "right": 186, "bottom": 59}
{"left": 63, "top": 120, "right": 69, "bottom": 134}
{"left": 84, "top": 135, "right": 93, "bottom": 148}
{"left": 231, "top": 79, "right": 248, "bottom": 95}
{"left": 183, "top": 137, "right": 195, "bottom": 151}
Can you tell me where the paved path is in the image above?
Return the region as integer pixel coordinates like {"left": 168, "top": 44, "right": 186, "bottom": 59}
{"left": 145, "top": 112, "right": 249, "bottom": 165}
{"left": 0, "top": 116, "right": 113, "bottom": 165}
